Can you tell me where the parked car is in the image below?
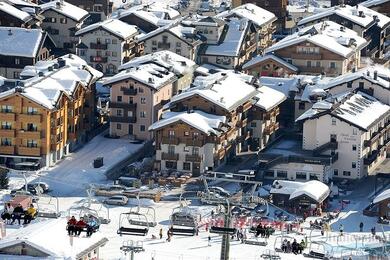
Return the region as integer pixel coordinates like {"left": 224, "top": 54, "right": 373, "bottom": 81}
{"left": 103, "top": 195, "right": 128, "bottom": 206}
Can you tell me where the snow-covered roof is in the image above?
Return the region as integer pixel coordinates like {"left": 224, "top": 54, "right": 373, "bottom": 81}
{"left": 255, "top": 86, "right": 287, "bottom": 111}
{"left": 266, "top": 21, "right": 367, "bottom": 58}
{"left": 39, "top": 0, "right": 89, "bottom": 22}
{"left": 270, "top": 180, "right": 330, "bottom": 203}
{"left": 170, "top": 70, "right": 259, "bottom": 111}
{"left": 6, "top": 0, "right": 38, "bottom": 8}
{"left": 119, "top": 50, "right": 197, "bottom": 76}
{"left": 0, "top": 1, "right": 32, "bottom": 22}
{"left": 373, "top": 188, "right": 390, "bottom": 204}
{"left": 217, "top": 3, "right": 276, "bottom": 27}
{"left": 242, "top": 54, "right": 299, "bottom": 71}
{"left": 103, "top": 63, "right": 176, "bottom": 89}
{"left": 204, "top": 18, "right": 248, "bottom": 57}
{"left": 296, "top": 91, "right": 390, "bottom": 130}
{"left": 0, "top": 54, "right": 102, "bottom": 110}
{"left": 361, "top": 0, "right": 390, "bottom": 8}
{"left": 298, "top": 4, "right": 390, "bottom": 29}
{"left": 76, "top": 19, "right": 139, "bottom": 40}
{"left": 0, "top": 27, "right": 44, "bottom": 57}
{"left": 309, "top": 65, "right": 390, "bottom": 92}
{"left": 0, "top": 218, "right": 108, "bottom": 259}
{"left": 259, "top": 76, "right": 301, "bottom": 96}
{"left": 149, "top": 110, "right": 226, "bottom": 135}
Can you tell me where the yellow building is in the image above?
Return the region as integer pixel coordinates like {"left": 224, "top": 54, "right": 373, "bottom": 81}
{"left": 0, "top": 54, "right": 102, "bottom": 169}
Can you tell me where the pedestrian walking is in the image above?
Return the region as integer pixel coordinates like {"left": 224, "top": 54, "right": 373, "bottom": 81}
{"left": 339, "top": 224, "right": 344, "bottom": 236}
{"left": 159, "top": 228, "right": 163, "bottom": 239}
{"left": 208, "top": 235, "right": 211, "bottom": 246}
{"left": 359, "top": 222, "right": 364, "bottom": 232}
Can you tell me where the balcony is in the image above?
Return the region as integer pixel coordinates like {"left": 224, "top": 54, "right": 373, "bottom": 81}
{"left": 186, "top": 154, "right": 202, "bottom": 162}
{"left": 217, "top": 149, "right": 225, "bottom": 160}
{"left": 158, "top": 42, "right": 171, "bottom": 49}
{"left": 0, "top": 145, "right": 14, "bottom": 154}
{"left": 237, "top": 118, "right": 248, "bottom": 128}
{"left": 161, "top": 152, "right": 179, "bottom": 161}
{"left": 120, "top": 87, "right": 137, "bottom": 96}
{"left": 109, "top": 102, "right": 137, "bottom": 109}
{"left": 161, "top": 137, "right": 181, "bottom": 145}
{"left": 90, "top": 43, "right": 107, "bottom": 50}
{"left": 123, "top": 42, "right": 135, "bottom": 50}
{"left": 313, "top": 141, "right": 338, "bottom": 156}
{"left": 0, "top": 112, "right": 15, "bottom": 121}
{"left": 109, "top": 116, "right": 136, "bottom": 123}
{"left": 267, "top": 26, "right": 276, "bottom": 34}
{"left": 290, "top": 53, "right": 322, "bottom": 60}
{"left": 185, "top": 139, "right": 204, "bottom": 147}
{"left": 18, "top": 130, "right": 43, "bottom": 139}
{"left": 364, "top": 150, "right": 379, "bottom": 166}
{"left": 18, "top": 146, "right": 41, "bottom": 157}
{"left": 90, "top": 56, "right": 108, "bottom": 63}
{"left": 18, "top": 113, "right": 42, "bottom": 123}
{"left": 0, "top": 129, "right": 15, "bottom": 138}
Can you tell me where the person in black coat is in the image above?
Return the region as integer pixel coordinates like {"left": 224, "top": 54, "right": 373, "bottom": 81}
{"left": 11, "top": 204, "right": 24, "bottom": 225}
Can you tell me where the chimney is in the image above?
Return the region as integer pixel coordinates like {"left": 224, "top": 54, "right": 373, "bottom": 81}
{"left": 359, "top": 11, "right": 364, "bottom": 17}
{"left": 367, "top": 70, "right": 370, "bottom": 77}
{"left": 8, "top": 29, "right": 12, "bottom": 36}
{"left": 38, "top": 71, "right": 44, "bottom": 77}
{"left": 148, "top": 77, "right": 154, "bottom": 83}
{"left": 56, "top": 1, "right": 61, "bottom": 9}
{"left": 374, "top": 70, "right": 378, "bottom": 80}
{"left": 58, "top": 58, "right": 66, "bottom": 68}
{"left": 340, "top": 26, "right": 345, "bottom": 32}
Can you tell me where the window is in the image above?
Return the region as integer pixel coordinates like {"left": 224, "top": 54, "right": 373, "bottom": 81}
{"left": 141, "top": 97, "right": 146, "bottom": 104}
{"left": 168, "top": 130, "right": 175, "bottom": 137}
{"left": 352, "top": 162, "right": 356, "bottom": 168}
{"left": 127, "top": 111, "right": 133, "bottom": 117}
{"left": 129, "top": 97, "right": 134, "bottom": 104}
{"left": 27, "top": 140, "right": 37, "bottom": 148}
{"left": 176, "top": 42, "right": 181, "bottom": 47}
{"left": 264, "top": 171, "right": 274, "bottom": 177}
{"left": 105, "top": 51, "right": 110, "bottom": 56}
{"left": 15, "top": 58, "right": 20, "bottom": 65}
{"left": 116, "top": 109, "right": 122, "bottom": 116}
{"left": 347, "top": 82, "right": 352, "bottom": 88}
{"left": 1, "top": 105, "right": 13, "bottom": 113}
{"left": 359, "top": 82, "right": 364, "bottom": 88}
{"left": 27, "top": 107, "right": 38, "bottom": 115}
{"left": 330, "top": 62, "right": 336, "bottom": 69}
{"left": 250, "top": 122, "right": 256, "bottom": 128}
{"left": 298, "top": 102, "right": 305, "bottom": 110}
{"left": 1, "top": 122, "right": 11, "bottom": 130}
{"left": 176, "top": 49, "right": 181, "bottom": 55}
{"left": 152, "top": 47, "right": 157, "bottom": 52}
{"left": 343, "top": 171, "right": 351, "bottom": 176}
{"left": 105, "top": 38, "right": 110, "bottom": 44}
{"left": 296, "top": 172, "right": 307, "bottom": 180}
{"left": 332, "top": 118, "right": 336, "bottom": 125}
{"left": 26, "top": 123, "right": 37, "bottom": 131}
{"left": 13, "top": 71, "right": 20, "bottom": 78}
{"left": 1, "top": 138, "right": 11, "bottom": 146}
{"left": 117, "top": 96, "right": 122, "bottom": 102}
{"left": 152, "top": 40, "right": 157, "bottom": 45}
{"left": 165, "top": 161, "right": 177, "bottom": 169}
{"left": 112, "top": 51, "right": 117, "bottom": 57}
{"left": 79, "top": 50, "right": 86, "bottom": 56}
{"left": 184, "top": 131, "right": 189, "bottom": 136}
{"left": 93, "top": 4, "right": 103, "bottom": 12}
{"left": 162, "top": 36, "right": 168, "bottom": 43}
{"left": 140, "top": 111, "right": 146, "bottom": 118}
{"left": 116, "top": 123, "right": 121, "bottom": 130}
{"left": 168, "top": 145, "right": 175, "bottom": 154}
{"left": 193, "top": 132, "right": 199, "bottom": 138}
{"left": 306, "top": 61, "right": 312, "bottom": 67}
{"left": 353, "top": 128, "right": 357, "bottom": 135}
{"left": 352, "top": 145, "right": 356, "bottom": 151}
{"left": 309, "top": 173, "right": 319, "bottom": 180}
{"left": 60, "top": 18, "right": 67, "bottom": 24}
{"left": 139, "top": 88, "right": 144, "bottom": 93}
{"left": 192, "top": 147, "right": 199, "bottom": 155}
{"left": 183, "top": 162, "right": 191, "bottom": 171}
{"left": 183, "top": 146, "right": 189, "bottom": 152}
{"left": 140, "top": 125, "right": 146, "bottom": 132}
{"left": 276, "top": 170, "right": 287, "bottom": 179}
{"left": 316, "top": 61, "right": 321, "bottom": 67}
{"left": 334, "top": 169, "right": 338, "bottom": 176}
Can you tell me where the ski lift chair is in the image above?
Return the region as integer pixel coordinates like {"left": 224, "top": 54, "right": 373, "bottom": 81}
{"left": 169, "top": 207, "right": 199, "bottom": 236}
{"left": 36, "top": 195, "right": 61, "bottom": 218}
{"left": 79, "top": 199, "right": 110, "bottom": 224}
{"left": 68, "top": 205, "right": 102, "bottom": 227}
{"left": 129, "top": 204, "right": 157, "bottom": 227}
{"left": 117, "top": 212, "right": 149, "bottom": 236}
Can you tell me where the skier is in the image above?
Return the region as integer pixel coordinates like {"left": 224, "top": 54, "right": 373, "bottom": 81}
{"left": 339, "top": 224, "right": 344, "bottom": 236}
{"left": 208, "top": 235, "right": 211, "bottom": 246}
{"left": 159, "top": 228, "right": 163, "bottom": 239}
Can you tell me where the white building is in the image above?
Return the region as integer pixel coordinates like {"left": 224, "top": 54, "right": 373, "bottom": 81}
{"left": 75, "top": 19, "right": 141, "bottom": 75}
{"left": 297, "top": 91, "right": 390, "bottom": 179}
{"left": 39, "top": 0, "right": 89, "bottom": 51}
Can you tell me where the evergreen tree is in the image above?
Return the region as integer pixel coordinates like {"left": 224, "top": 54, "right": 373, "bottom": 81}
{"left": 0, "top": 167, "right": 9, "bottom": 189}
